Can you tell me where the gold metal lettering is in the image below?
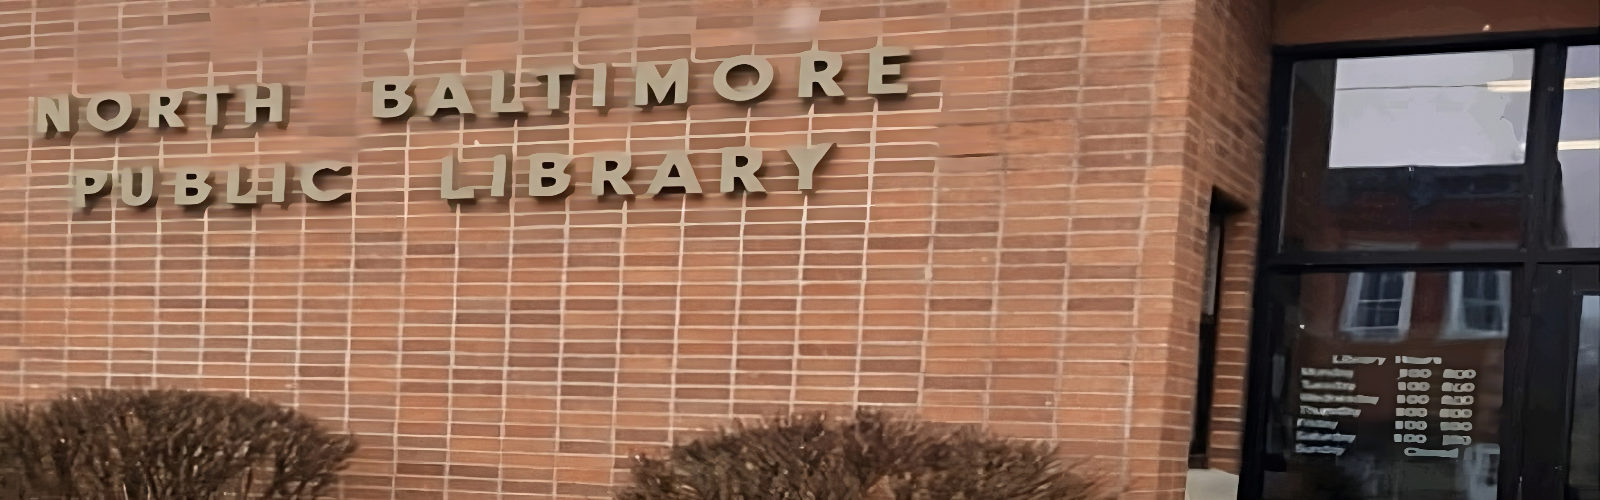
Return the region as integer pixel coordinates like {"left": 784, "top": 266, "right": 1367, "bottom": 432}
{"left": 590, "top": 152, "right": 633, "bottom": 196}
{"left": 713, "top": 55, "right": 774, "bottom": 102}
{"left": 146, "top": 89, "right": 186, "bottom": 129}
{"left": 192, "top": 85, "right": 230, "bottom": 126}
{"left": 527, "top": 153, "right": 572, "bottom": 197}
{"left": 634, "top": 59, "right": 689, "bottom": 107}
{"left": 371, "top": 77, "right": 414, "bottom": 119}
{"left": 85, "top": 93, "right": 133, "bottom": 132}
{"left": 262, "top": 164, "right": 288, "bottom": 203}
{"left": 70, "top": 169, "right": 112, "bottom": 209}
{"left": 490, "top": 154, "right": 510, "bottom": 197}
{"left": 488, "top": 71, "right": 526, "bottom": 115}
{"left": 225, "top": 165, "right": 286, "bottom": 205}
{"left": 786, "top": 143, "right": 834, "bottom": 190}
{"left": 645, "top": 150, "right": 703, "bottom": 195}
{"left": 588, "top": 64, "right": 612, "bottom": 108}
{"left": 719, "top": 147, "right": 765, "bottom": 193}
{"left": 423, "top": 74, "right": 474, "bottom": 117}
{"left": 868, "top": 46, "right": 911, "bottom": 96}
{"left": 33, "top": 95, "right": 77, "bottom": 137}
{"left": 797, "top": 51, "right": 844, "bottom": 98}
{"left": 300, "top": 163, "right": 350, "bottom": 202}
{"left": 172, "top": 168, "right": 213, "bottom": 206}
{"left": 439, "top": 154, "right": 480, "bottom": 200}
{"left": 118, "top": 167, "right": 156, "bottom": 207}
{"left": 241, "top": 83, "right": 286, "bottom": 124}
{"left": 537, "top": 65, "right": 577, "bottom": 113}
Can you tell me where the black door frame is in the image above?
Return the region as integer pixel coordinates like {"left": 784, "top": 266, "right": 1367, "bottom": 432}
{"left": 1240, "top": 28, "right": 1600, "bottom": 499}
{"left": 1527, "top": 265, "right": 1600, "bottom": 498}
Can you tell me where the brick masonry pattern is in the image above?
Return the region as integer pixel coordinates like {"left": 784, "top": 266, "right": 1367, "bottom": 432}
{"left": 0, "top": 0, "right": 1269, "bottom": 498}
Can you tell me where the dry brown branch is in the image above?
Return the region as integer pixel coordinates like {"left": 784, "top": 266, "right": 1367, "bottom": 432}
{"left": 616, "top": 409, "right": 1109, "bottom": 500}
{"left": 0, "top": 388, "right": 357, "bottom": 500}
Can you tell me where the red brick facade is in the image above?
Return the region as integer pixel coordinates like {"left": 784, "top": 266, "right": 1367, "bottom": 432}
{"left": 0, "top": 1, "right": 1270, "bottom": 498}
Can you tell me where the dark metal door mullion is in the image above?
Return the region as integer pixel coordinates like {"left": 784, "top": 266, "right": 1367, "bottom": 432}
{"left": 1522, "top": 266, "right": 1583, "bottom": 499}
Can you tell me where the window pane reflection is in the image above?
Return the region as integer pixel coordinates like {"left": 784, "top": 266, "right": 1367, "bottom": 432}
{"left": 1339, "top": 271, "right": 1414, "bottom": 341}
{"left": 1263, "top": 270, "right": 1508, "bottom": 500}
{"left": 1555, "top": 45, "right": 1600, "bottom": 248}
{"left": 1445, "top": 271, "right": 1511, "bottom": 340}
{"left": 1329, "top": 51, "right": 1532, "bottom": 168}
{"left": 1281, "top": 50, "right": 1533, "bottom": 252}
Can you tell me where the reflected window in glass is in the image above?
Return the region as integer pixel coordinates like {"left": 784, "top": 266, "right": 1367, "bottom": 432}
{"left": 1445, "top": 270, "right": 1511, "bottom": 340}
{"left": 1340, "top": 271, "right": 1415, "bottom": 341}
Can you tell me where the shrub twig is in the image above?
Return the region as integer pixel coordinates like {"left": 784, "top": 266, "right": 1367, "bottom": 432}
{"left": 0, "top": 388, "right": 357, "bottom": 500}
{"left": 617, "top": 409, "right": 1109, "bottom": 500}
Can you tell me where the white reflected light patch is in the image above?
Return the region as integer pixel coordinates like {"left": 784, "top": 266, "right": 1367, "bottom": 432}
{"left": 1328, "top": 50, "right": 1534, "bottom": 168}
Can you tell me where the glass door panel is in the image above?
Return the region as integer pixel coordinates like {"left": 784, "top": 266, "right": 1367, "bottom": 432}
{"left": 1524, "top": 265, "right": 1600, "bottom": 500}
{"left": 1248, "top": 37, "right": 1600, "bottom": 500}
{"left": 1261, "top": 269, "right": 1510, "bottom": 500}
{"left": 1553, "top": 45, "right": 1600, "bottom": 248}
{"left": 1572, "top": 293, "right": 1598, "bottom": 499}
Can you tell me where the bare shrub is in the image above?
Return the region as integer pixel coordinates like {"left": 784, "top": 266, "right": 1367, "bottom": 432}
{"left": 0, "top": 388, "right": 358, "bottom": 499}
{"left": 616, "top": 409, "right": 1108, "bottom": 500}
{"left": 879, "top": 423, "right": 1106, "bottom": 500}
{"left": 617, "top": 413, "right": 871, "bottom": 500}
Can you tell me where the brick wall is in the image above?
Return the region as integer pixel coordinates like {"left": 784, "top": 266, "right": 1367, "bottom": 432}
{"left": 0, "top": 1, "right": 1269, "bottom": 498}
{"left": 1185, "top": 0, "right": 1271, "bottom": 474}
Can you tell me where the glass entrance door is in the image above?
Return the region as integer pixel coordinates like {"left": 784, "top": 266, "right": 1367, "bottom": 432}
{"left": 1525, "top": 266, "right": 1600, "bottom": 500}
{"left": 1242, "top": 35, "right": 1600, "bottom": 500}
{"left": 1572, "top": 290, "right": 1599, "bottom": 500}
{"left": 1255, "top": 269, "right": 1512, "bottom": 500}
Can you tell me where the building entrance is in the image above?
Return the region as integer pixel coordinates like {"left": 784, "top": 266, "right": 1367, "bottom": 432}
{"left": 1241, "top": 35, "right": 1600, "bottom": 499}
